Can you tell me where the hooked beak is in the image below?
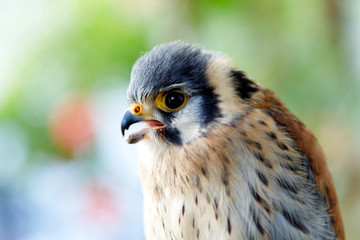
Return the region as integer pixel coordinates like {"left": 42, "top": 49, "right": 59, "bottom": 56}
{"left": 121, "top": 108, "right": 166, "bottom": 144}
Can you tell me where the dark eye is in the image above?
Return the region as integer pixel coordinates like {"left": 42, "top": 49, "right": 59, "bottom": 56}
{"left": 164, "top": 91, "right": 187, "bottom": 111}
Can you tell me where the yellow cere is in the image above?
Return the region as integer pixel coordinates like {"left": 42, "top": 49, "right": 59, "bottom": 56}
{"left": 130, "top": 104, "right": 143, "bottom": 115}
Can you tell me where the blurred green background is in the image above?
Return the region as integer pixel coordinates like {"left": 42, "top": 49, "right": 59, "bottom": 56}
{"left": 1, "top": 0, "right": 359, "bottom": 239}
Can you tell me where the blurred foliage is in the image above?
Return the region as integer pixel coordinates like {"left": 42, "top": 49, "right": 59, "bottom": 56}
{"left": 0, "top": 0, "right": 357, "bottom": 180}
{"left": 0, "top": 0, "right": 359, "bottom": 238}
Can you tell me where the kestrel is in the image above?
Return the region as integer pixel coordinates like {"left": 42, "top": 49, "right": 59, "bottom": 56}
{"left": 121, "top": 41, "right": 344, "bottom": 240}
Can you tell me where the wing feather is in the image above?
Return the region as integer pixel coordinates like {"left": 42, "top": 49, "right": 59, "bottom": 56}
{"left": 254, "top": 88, "right": 345, "bottom": 240}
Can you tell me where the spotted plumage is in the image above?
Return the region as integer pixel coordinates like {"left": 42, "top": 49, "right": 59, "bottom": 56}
{"left": 121, "top": 41, "right": 344, "bottom": 240}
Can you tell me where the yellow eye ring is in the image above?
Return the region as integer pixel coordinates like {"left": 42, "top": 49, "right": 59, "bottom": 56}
{"left": 130, "top": 104, "right": 143, "bottom": 115}
{"left": 155, "top": 90, "right": 189, "bottom": 112}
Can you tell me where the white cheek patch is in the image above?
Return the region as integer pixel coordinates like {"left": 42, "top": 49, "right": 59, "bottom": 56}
{"left": 171, "top": 98, "right": 202, "bottom": 143}
{"left": 173, "top": 115, "right": 201, "bottom": 143}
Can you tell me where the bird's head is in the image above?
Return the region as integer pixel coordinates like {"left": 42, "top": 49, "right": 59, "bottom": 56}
{"left": 121, "top": 41, "right": 259, "bottom": 146}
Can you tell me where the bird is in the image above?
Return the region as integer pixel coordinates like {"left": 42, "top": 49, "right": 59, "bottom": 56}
{"left": 121, "top": 41, "right": 344, "bottom": 240}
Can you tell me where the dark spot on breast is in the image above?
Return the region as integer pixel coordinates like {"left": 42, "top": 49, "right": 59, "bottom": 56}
{"left": 215, "top": 212, "right": 218, "bottom": 220}
{"left": 252, "top": 212, "right": 265, "bottom": 235}
{"left": 280, "top": 162, "right": 299, "bottom": 173}
{"left": 258, "top": 120, "right": 267, "bottom": 126}
{"left": 277, "top": 141, "right": 289, "bottom": 150}
{"left": 256, "top": 170, "right": 268, "bottom": 186}
{"left": 214, "top": 198, "right": 218, "bottom": 210}
{"left": 197, "top": 228, "right": 200, "bottom": 239}
{"left": 194, "top": 175, "right": 202, "bottom": 192}
{"left": 195, "top": 196, "right": 198, "bottom": 205}
{"left": 253, "top": 151, "right": 273, "bottom": 168}
{"left": 277, "top": 177, "right": 298, "bottom": 194}
{"left": 222, "top": 175, "right": 229, "bottom": 186}
{"left": 275, "top": 152, "right": 293, "bottom": 161}
{"left": 253, "top": 151, "right": 265, "bottom": 162}
{"left": 201, "top": 166, "right": 208, "bottom": 178}
{"left": 182, "top": 204, "right": 185, "bottom": 216}
{"left": 193, "top": 217, "right": 195, "bottom": 228}
{"left": 250, "top": 185, "right": 263, "bottom": 203}
{"left": 227, "top": 217, "right": 232, "bottom": 234}
{"left": 245, "top": 139, "right": 253, "bottom": 145}
{"left": 265, "top": 160, "right": 273, "bottom": 169}
{"left": 240, "top": 131, "right": 247, "bottom": 137}
{"left": 247, "top": 122, "right": 256, "bottom": 128}
{"left": 178, "top": 216, "right": 181, "bottom": 225}
{"left": 222, "top": 164, "right": 230, "bottom": 186}
{"left": 263, "top": 202, "right": 271, "bottom": 213}
{"left": 266, "top": 131, "right": 277, "bottom": 139}
{"left": 173, "top": 167, "right": 177, "bottom": 177}
{"left": 206, "top": 193, "right": 210, "bottom": 204}
{"left": 282, "top": 208, "right": 309, "bottom": 234}
{"left": 222, "top": 154, "right": 230, "bottom": 163}
{"left": 254, "top": 142, "right": 262, "bottom": 150}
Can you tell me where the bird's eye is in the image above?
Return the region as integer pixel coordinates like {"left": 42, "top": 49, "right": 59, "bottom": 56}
{"left": 156, "top": 90, "right": 188, "bottom": 112}
{"left": 165, "top": 91, "right": 185, "bottom": 110}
